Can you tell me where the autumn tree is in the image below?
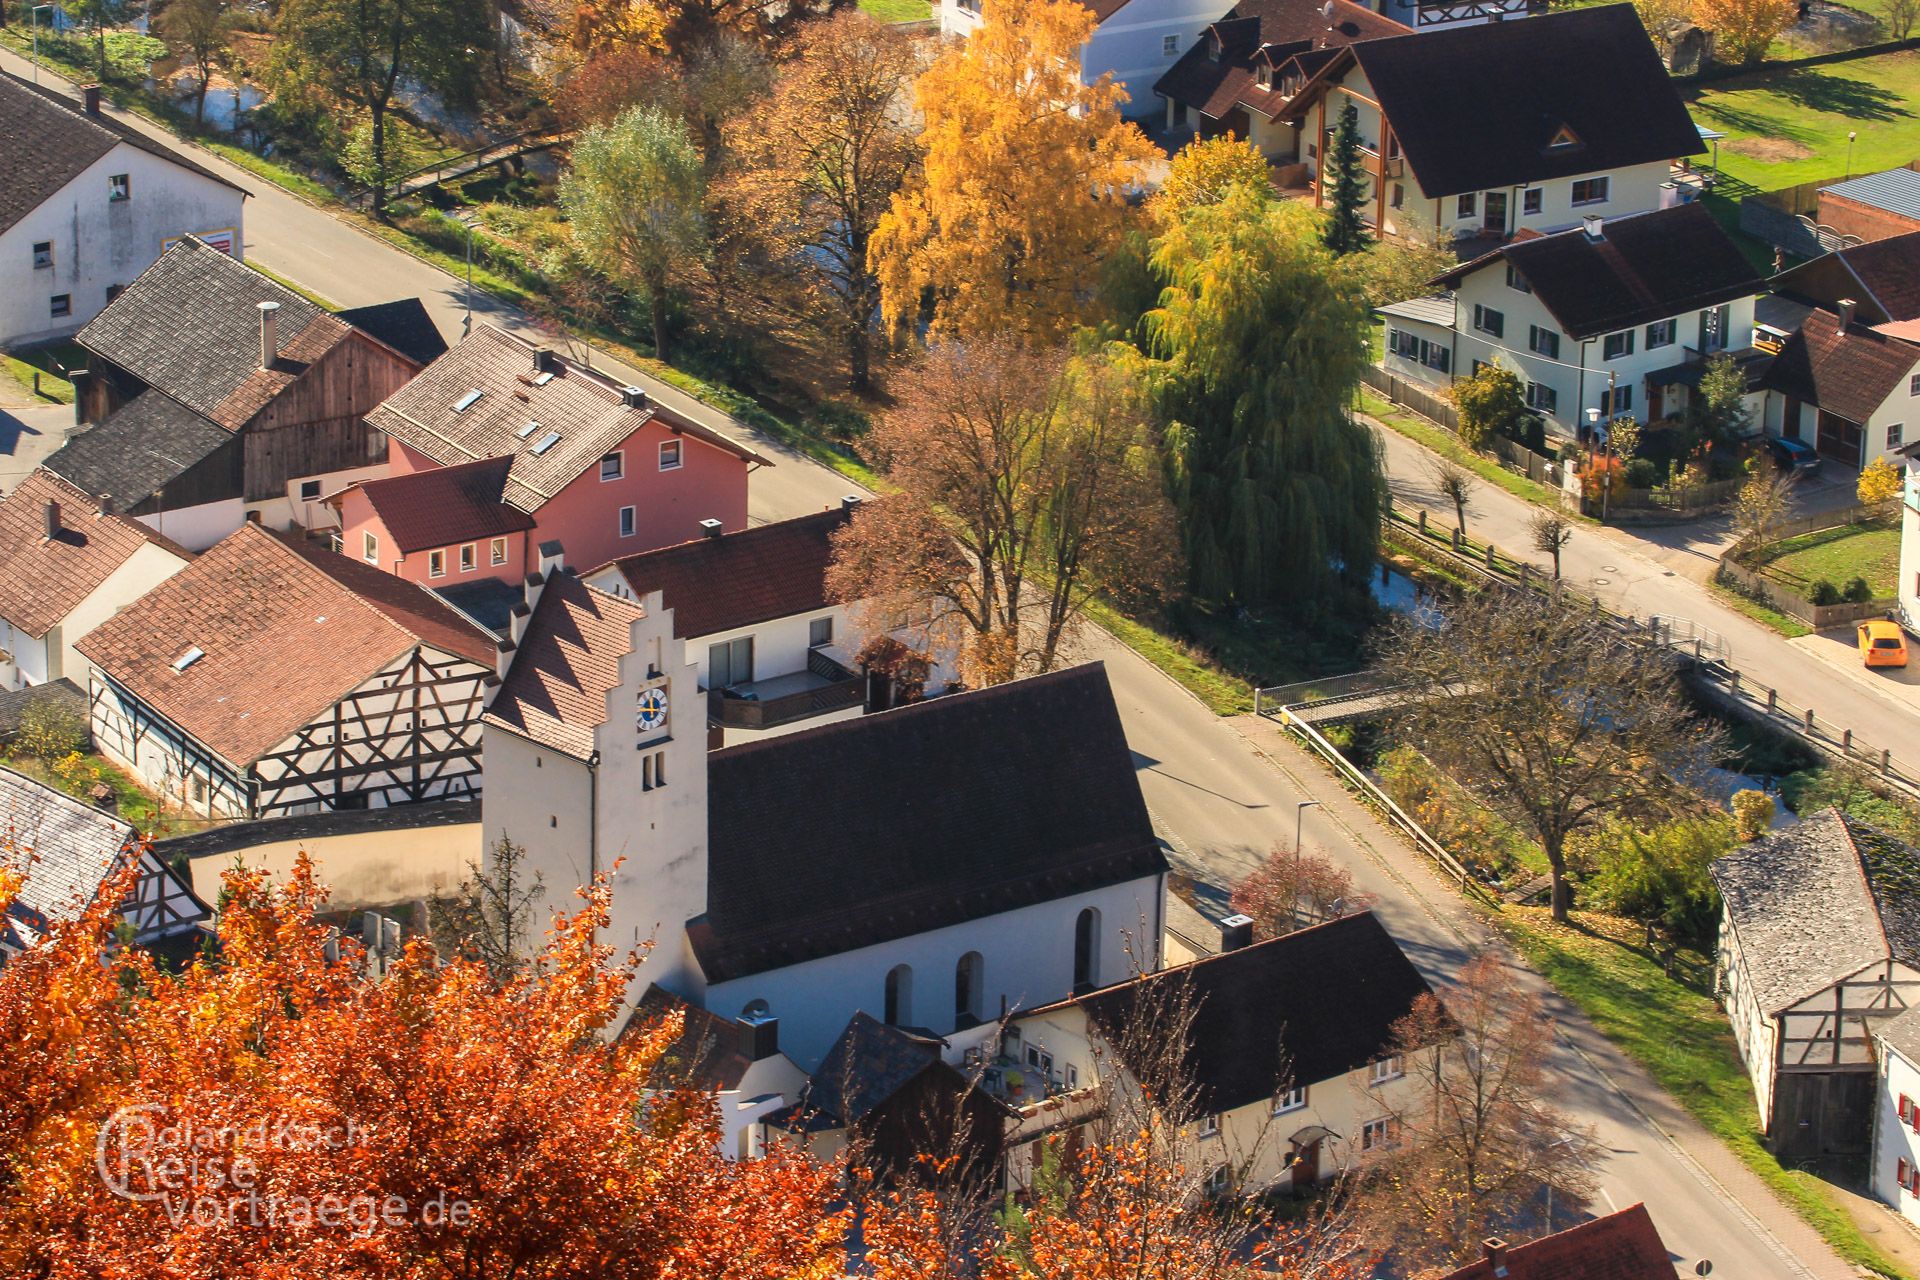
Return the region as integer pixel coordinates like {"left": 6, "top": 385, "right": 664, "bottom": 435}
{"left": 1381, "top": 590, "right": 1718, "bottom": 922}
{"left": 1144, "top": 188, "right": 1378, "bottom": 603}
{"left": 728, "top": 12, "right": 916, "bottom": 391}
{"left": 1230, "top": 843, "right": 1371, "bottom": 938}
{"left": 1696, "top": 0, "right": 1796, "bottom": 64}
{"left": 1528, "top": 510, "right": 1572, "bottom": 579}
{"left": 826, "top": 340, "right": 1178, "bottom": 685}
{"left": 1860, "top": 456, "right": 1902, "bottom": 506}
{"left": 1430, "top": 458, "right": 1475, "bottom": 538}
{"left": 268, "top": 0, "right": 493, "bottom": 215}
{"left": 1890, "top": 0, "right": 1919, "bottom": 39}
{"left": 870, "top": 0, "right": 1156, "bottom": 344}
{"left": 1353, "top": 954, "right": 1600, "bottom": 1272}
{"left": 562, "top": 104, "right": 708, "bottom": 362}
{"left": 1730, "top": 462, "right": 1794, "bottom": 548}
{"left": 1635, "top": 0, "right": 1694, "bottom": 51}
{"left": 159, "top": 0, "right": 235, "bottom": 125}
{"left": 1688, "top": 351, "right": 1753, "bottom": 448}
{"left": 428, "top": 833, "right": 545, "bottom": 982}
{"left": 1335, "top": 226, "right": 1455, "bottom": 308}
{"left": 1154, "top": 135, "right": 1272, "bottom": 223}
{"left": 1449, "top": 364, "right": 1526, "bottom": 452}
{"left": 1322, "top": 99, "right": 1372, "bottom": 256}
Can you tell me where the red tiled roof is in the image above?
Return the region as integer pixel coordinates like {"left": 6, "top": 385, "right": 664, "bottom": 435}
{"left": 590, "top": 506, "right": 851, "bottom": 638}
{"left": 482, "top": 572, "right": 645, "bottom": 759}
{"left": 347, "top": 456, "right": 537, "bottom": 554}
{"left": 0, "top": 471, "right": 192, "bottom": 639}
{"left": 1763, "top": 307, "right": 1920, "bottom": 426}
{"left": 76, "top": 524, "right": 493, "bottom": 767}
{"left": 1154, "top": 0, "right": 1404, "bottom": 120}
{"left": 1439, "top": 1204, "right": 1673, "bottom": 1280}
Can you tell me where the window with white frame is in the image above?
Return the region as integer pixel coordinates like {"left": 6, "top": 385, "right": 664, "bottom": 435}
{"left": 31, "top": 241, "right": 52, "bottom": 269}
{"left": 1528, "top": 325, "right": 1560, "bottom": 360}
{"left": 809, "top": 616, "right": 833, "bottom": 647}
{"left": 491, "top": 537, "right": 508, "bottom": 565}
{"left": 1605, "top": 385, "right": 1633, "bottom": 415}
{"left": 299, "top": 479, "right": 322, "bottom": 501}
{"left": 1646, "top": 318, "right": 1676, "bottom": 349}
{"left": 1891, "top": 422, "right": 1906, "bottom": 449}
{"left": 1570, "top": 176, "right": 1609, "bottom": 206}
{"left": 1526, "top": 381, "right": 1557, "bottom": 413}
{"left": 1361, "top": 1117, "right": 1399, "bottom": 1151}
{"left": 1457, "top": 193, "right": 1477, "bottom": 218}
{"left": 459, "top": 543, "right": 476, "bottom": 572}
{"left": 659, "top": 439, "right": 683, "bottom": 470}
{"left": 363, "top": 532, "right": 379, "bottom": 564}
{"left": 50, "top": 294, "right": 71, "bottom": 318}
{"left": 1205, "top": 1164, "right": 1231, "bottom": 1197}
{"left": 1198, "top": 1113, "right": 1221, "bottom": 1137}
{"left": 618, "top": 505, "right": 636, "bottom": 537}
{"left": 1370, "top": 1054, "right": 1404, "bottom": 1083}
{"left": 1163, "top": 33, "right": 1179, "bottom": 54}
{"left": 1522, "top": 188, "right": 1542, "bottom": 215}
{"left": 1472, "top": 305, "right": 1504, "bottom": 338}
{"left": 428, "top": 549, "right": 447, "bottom": 578}
{"left": 600, "top": 452, "right": 624, "bottom": 481}
{"left": 1603, "top": 330, "right": 1634, "bottom": 360}
{"left": 1911, "top": 373, "right": 1920, "bottom": 397}
{"left": 1274, "top": 1085, "right": 1308, "bottom": 1114}
{"left": 108, "top": 173, "right": 130, "bottom": 202}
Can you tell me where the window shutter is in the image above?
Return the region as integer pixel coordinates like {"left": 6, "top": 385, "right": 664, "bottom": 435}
{"left": 1911, "top": 1166, "right": 1920, "bottom": 1194}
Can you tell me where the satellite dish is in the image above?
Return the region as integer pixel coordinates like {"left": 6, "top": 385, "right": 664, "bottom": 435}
{"left": 1695, "top": 1262, "right": 1713, "bottom": 1277}
{"left": 1321, "top": 1, "right": 1334, "bottom": 15}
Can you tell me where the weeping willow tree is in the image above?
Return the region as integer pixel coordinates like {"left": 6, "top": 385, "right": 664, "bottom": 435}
{"left": 1142, "top": 189, "right": 1380, "bottom": 603}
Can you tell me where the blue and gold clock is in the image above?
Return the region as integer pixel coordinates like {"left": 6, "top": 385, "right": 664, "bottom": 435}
{"left": 636, "top": 685, "right": 669, "bottom": 736}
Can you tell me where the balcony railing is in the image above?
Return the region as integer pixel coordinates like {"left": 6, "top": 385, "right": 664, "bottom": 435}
{"left": 707, "top": 648, "right": 863, "bottom": 730}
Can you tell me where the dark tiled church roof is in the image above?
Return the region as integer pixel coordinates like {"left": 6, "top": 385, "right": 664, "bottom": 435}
{"left": 690, "top": 664, "right": 1167, "bottom": 983}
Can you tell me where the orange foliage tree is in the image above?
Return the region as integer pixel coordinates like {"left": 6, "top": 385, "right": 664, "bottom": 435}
{"left": 1694, "top": 0, "right": 1796, "bottom": 64}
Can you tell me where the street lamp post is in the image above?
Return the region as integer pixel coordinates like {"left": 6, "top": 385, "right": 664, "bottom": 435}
{"left": 1293, "top": 799, "right": 1323, "bottom": 930}
{"left": 30, "top": 4, "right": 55, "bottom": 85}
{"left": 1845, "top": 130, "right": 1857, "bottom": 180}
{"left": 459, "top": 213, "right": 479, "bottom": 337}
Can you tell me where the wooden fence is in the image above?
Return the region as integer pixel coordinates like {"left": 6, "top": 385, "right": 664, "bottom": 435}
{"left": 1717, "top": 501, "right": 1900, "bottom": 627}
{"left": 1362, "top": 366, "right": 1459, "bottom": 433}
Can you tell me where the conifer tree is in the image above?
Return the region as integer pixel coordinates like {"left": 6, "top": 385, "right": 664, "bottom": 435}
{"left": 1323, "top": 100, "right": 1372, "bottom": 256}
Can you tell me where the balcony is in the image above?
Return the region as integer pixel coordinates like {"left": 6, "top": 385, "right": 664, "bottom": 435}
{"left": 1357, "top": 145, "right": 1403, "bottom": 179}
{"left": 707, "top": 647, "right": 863, "bottom": 730}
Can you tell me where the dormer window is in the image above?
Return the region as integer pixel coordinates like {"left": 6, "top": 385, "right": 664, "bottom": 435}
{"left": 1208, "top": 31, "right": 1222, "bottom": 60}
{"left": 1546, "top": 124, "right": 1581, "bottom": 150}
{"left": 1257, "top": 62, "right": 1272, "bottom": 89}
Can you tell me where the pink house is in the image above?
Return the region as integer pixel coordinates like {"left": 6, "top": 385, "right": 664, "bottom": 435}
{"left": 338, "top": 325, "right": 765, "bottom": 585}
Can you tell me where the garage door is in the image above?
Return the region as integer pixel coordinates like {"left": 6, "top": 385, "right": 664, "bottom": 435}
{"left": 1816, "top": 410, "right": 1864, "bottom": 468}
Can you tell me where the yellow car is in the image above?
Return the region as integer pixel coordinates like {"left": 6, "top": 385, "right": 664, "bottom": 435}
{"left": 1858, "top": 620, "right": 1909, "bottom": 668}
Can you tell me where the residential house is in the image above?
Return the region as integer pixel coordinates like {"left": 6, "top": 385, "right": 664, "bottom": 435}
{"left": 1385, "top": 202, "right": 1764, "bottom": 436}
{"left": 1709, "top": 809, "right": 1920, "bottom": 1162}
{"left": 1760, "top": 304, "right": 1920, "bottom": 471}
{"left": 347, "top": 325, "right": 764, "bottom": 585}
{"left": 1277, "top": 6, "right": 1706, "bottom": 243}
{"left": 1151, "top": 0, "right": 1407, "bottom": 154}
{"left": 1897, "top": 439, "right": 1920, "bottom": 633}
{"left": 1436, "top": 1205, "right": 1678, "bottom": 1280}
{"left": 1768, "top": 230, "right": 1920, "bottom": 333}
{"left": 1814, "top": 169, "right": 1920, "bottom": 248}
{"left": 0, "top": 764, "right": 210, "bottom": 960}
{"left": 977, "top": 911, "right": 1437, "bottom": 1196}
{"left": 583, "top": 503, "right": 961, "bottom": 741}
{"left": 77, "top": 523, "right": 497, "bottom": 820}
{"left": 1872, "top": 1006, "right": 1920, "bottom": 1226}
{"left": 634, "top": 986, "right": 810, "bottom": 1162}
{"left": 480, "top": 559, "right": 1168, "bottom": 1069}
{"left": 0, "top": 470, "right": 192, "bottom": 692}
{"left": 66, "top": 236, "right": 425, "bottom": 547}
{"left": 0, "top": 73, "right": 246, "bottom": 347}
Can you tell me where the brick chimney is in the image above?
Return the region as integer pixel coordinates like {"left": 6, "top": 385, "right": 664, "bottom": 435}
{"left": 257, "top": 301, "right": 280, "bottom": 370}
{"left": 1838, "top": 297, "right": 1858, "bottom": 329}
{"left": 43, "top": 500, "right": 61, "bottom": 540}
{"left": 1482, "top": 1238, "right": 1510, "bottom": 1278}
{"left": 81, "top": 84, "right": 101, "bottom": 116}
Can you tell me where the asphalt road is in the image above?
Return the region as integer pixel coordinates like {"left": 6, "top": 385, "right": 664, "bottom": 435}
{"left": 5, "top": 46, "right": 1847, "bottom": 1271}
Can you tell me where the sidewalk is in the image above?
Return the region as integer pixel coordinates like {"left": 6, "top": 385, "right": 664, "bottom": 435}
{"left": 1230, "top": 709, "right": 1858, "bottom": 1280}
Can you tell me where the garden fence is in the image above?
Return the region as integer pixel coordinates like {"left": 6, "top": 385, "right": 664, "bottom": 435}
{"left": 1360, "top": 366, "right": 1565, "bottom": 495}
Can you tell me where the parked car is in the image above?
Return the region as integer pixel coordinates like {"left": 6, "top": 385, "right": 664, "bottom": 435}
{"left": 1858, "top": 620, "right": 1908, "bottom": 668}
{"left": 1766, "top": 437, "right": 1822, "bottom": 475}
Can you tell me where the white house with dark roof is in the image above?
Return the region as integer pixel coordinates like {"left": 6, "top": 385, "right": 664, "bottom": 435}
{"left": 1710, "top": 809, "right": 1920, "bottom": 1163}
{"left": 78, "top": 523, "right": 496, "bottom": 820}
{"left": 0, "top": 470, "right": 192, "bottom": 692}
{"left": 1872, "top": 1006, "right": 1920, "bottom": 1224}
{"left": 480, "top": 556, "right": 1168, "bottom": 1071}
{"left": 0, "top": 765, "right": 209, "bottom": 959}
{"left": 0, "top": 72, "right": 246, "bottom": 346}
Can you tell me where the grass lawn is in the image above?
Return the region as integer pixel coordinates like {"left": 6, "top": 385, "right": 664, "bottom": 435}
{"left": 1360, "top": 391, "right": 1585, "bottom": 517}
{"left": 1754, "top": 519, "right": 1901, "bottom": 595}
{"left": 3, "top": 751, "right": 179, "bottom": 836}
{"left": 858, "top": 0, "right": 933, "bottom": 19}
{"left": 1497, "top": 907, "right": 1910, "bottom": 1279}
{"left": 1, "top": 353, "right": 73, "bottom": 404}
{"left": 1710, "top": 577, "right": 1817, "bottom": 637}
{"left": 1687, "top": 51, "right": 1920, "bottom": 193}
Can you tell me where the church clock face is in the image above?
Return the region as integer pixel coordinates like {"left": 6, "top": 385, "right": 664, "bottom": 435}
{"left": 636, "top": 686, "right": 669, "bottom": 737}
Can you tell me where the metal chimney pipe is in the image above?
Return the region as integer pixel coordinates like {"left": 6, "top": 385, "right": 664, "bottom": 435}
{"left": 258, "top": 300, "right": 280, "bottom": 370}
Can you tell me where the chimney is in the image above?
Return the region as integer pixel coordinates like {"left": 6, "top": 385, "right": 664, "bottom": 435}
{"left": 481, "top": 672, "right": 502, "bottom": 708}
{"left": 620, "top": 386, "right": 649, "bottom": 409}
{"left": 841, "top": 494, "right": 863, "bottom": 513}
{"left": 738, "top": 1012, "right": 780, "bottom": 1061}
{"left": 1220, "top": 913, "right": 1255, "bottom": 952}
{"left": 96, "top": 493, "right": 114, "bottom": 516}
{"left": 1838, "top": 297, "right": 1858, "bottom": 329}
{"left": 1482, "top": 1239, "right": 1509, "bottom": 1278}
{"left": 534, "top": 347, "right": 560, "bottom": 374}
{"left": 699, "top": 518, "right": 724, "bottom": 539}
{"left": 494, "top": 640, "right": 517, "bottom": 683}
{"left": 508, "top": 602, "right": 532, "bottom": 646}
{"left": 1581, "top": 214, "right": 1603, "bottom": 241}
{"left": 257, "top": 301, "right": 281, "bottom": 370}
{"left": 81, "top": 84, "right": 101, "bottom": 116}
{"left": 43, "top": 500, "right": 60, "bottom": 540}
{"left": 537, "top": 539, "right": 566, "bottom": 580}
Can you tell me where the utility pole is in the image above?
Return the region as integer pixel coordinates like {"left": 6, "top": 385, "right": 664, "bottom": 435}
{"left": 1293, "top": 799, "right": 1322, "bottom": 929}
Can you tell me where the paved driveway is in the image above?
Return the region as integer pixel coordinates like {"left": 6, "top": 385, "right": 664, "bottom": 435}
{"left": 0, "top": 403, "right": 75, "bottom": 500}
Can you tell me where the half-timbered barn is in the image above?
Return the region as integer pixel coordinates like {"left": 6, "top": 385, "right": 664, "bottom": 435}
{"left": 0, "top": 764, "right": 209, "bottom": 960}
{"left": 1711, "top": 809, "right": 1920, "bottom": 1162}
{"left": 77, "top": 523, "right": 496, "bottom": 820}
{"left": 61, "top": 235, "right": 428, "bottom": 549}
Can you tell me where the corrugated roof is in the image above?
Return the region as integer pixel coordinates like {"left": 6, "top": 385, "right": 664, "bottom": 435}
{"left": 1378, "top": 294, "right": 1456, "bottom": 327}
{"left": 1821, "top": 169, "right": 1920, "bottom": 225}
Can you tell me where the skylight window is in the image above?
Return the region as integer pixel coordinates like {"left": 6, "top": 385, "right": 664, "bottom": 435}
{"left": 532, "top": 371, "right": 555, "bottom": 386}
{"left": 172, "top": 646, "right": 205, "bottom": 672}
{"left": 530, "top": 430, "right": 563, "bottom": 456}
{"left": 453, "top": 389, "right": 485, "bottom": 413}
{"left": 516, "top": 420, "right": 541, "bottom": 439}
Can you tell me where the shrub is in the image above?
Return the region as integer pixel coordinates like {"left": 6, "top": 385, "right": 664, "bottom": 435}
{"left": 1731, "top": 789, "right": 1774, "bottom": 841}
{"left": 1708, "top": 454, "right": 1746, "bottom": 482}
{"left": 1783, "top": 768, "right": 1920, "bottom": 844}
{"left": 1809, "top": 579, "right": 1842, "bottom": 606}
{"left": 1569, "top": 815, "right": 1734, "bottom": 939}
{"left": 12, "top": 698, "right": 87, "bottom": 761}
{"left": 1844, "top": 576, "right": 1875, "bottom": 604}
{"left": 1625, "top": 458, "right": 1659, "bottom": 489}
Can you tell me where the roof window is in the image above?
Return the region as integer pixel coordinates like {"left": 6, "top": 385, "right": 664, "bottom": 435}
{"left": 516, "top": 420, "right": 541, "bottom": 439}
{"left": 172, "top": 646, "right": 205, "bottom": 672}
{"left": 532, "top": 371, "right": 556, "bottom": 386}
{"left": 530, "top": 430, "right": 563, "bottom": 456}
{"left": 453, "top": 389, "right": 485, "bottom": 412}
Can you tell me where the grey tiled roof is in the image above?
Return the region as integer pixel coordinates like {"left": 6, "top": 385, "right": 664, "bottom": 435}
{"left": 0, "top": 70, "right": 245, "bottom": 235}
{"left": 1709, "top": 808, "right": 1920, "bottom": 1013}
{"left": 1879, "top": 1003, "right": 1920, "bottom": 1069}
{"left": 0, "top": 765, "right": 135, "bottom": 945}
{"left": 42, "top": 391, "right": 234, "bottom": 510}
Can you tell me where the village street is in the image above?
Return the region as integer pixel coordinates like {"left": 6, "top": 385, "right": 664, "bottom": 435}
{"left": 0, "top": 46, "right": 1875, "bottom": 1275}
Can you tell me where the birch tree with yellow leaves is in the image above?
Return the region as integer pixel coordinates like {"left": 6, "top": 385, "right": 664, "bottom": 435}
{"left": 869, "top": 0, "right": 1156, "bottom": 345}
